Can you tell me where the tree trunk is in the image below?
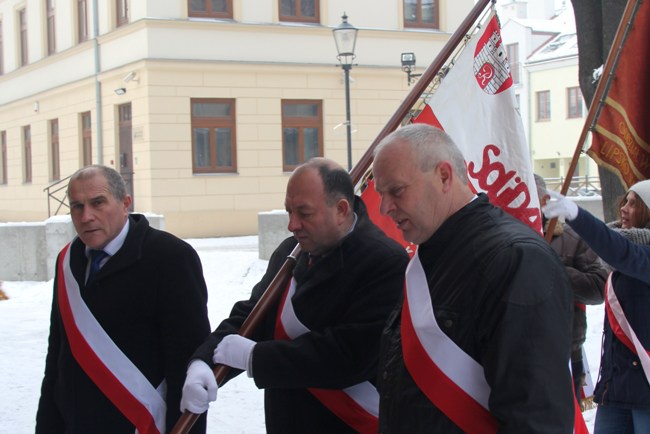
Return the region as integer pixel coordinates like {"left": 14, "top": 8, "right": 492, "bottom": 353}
{"left": 571, "top": 0, "right": 627, "bottom": 222}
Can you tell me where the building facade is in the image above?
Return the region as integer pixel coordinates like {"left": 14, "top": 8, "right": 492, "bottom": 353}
{"left": 0, "top": 0, "right": 474, "bottom": 237}
{"left": 527, "top": 31, "right": 599, "bottom": 188}
{"left": 498, "top": 0, "right": 599, "bottom": 192}
{"left": 500, "top": 11, "right": 563, "bottom": 142}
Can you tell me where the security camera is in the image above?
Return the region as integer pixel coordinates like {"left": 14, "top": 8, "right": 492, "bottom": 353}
{"left": 123, "top": 71, "right": 138, "bottom": 83}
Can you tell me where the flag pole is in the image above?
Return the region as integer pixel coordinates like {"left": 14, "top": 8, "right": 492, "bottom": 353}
{"left": 171, "top": 1, "right": 493, "bottom": 432}
{"left": 545, "top": 0, "right": 641, "bottom": 242}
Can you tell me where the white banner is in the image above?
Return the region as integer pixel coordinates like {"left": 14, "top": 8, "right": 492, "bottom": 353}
{"left": 415, "top": 12, "right": 542, "bottom": 234}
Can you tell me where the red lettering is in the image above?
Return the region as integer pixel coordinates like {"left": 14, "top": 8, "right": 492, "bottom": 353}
{"left": 467, "top": 144, "right": 541, "bottom": 230}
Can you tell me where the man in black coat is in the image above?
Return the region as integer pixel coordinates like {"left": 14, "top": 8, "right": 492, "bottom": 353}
{"left": 534, "top": 174, "right": 607, "bottom": 406}
{"left": 36, "top": 165, "right": 210, "bottom": 434}
{"left": 373, "top": 124, "right": 575, "bottom": 433}
{"left": 181, "top": 157, "right": 409, "bottom": 433}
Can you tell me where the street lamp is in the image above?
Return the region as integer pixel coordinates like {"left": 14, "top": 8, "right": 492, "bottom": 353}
{"left": 333, "top": 13, "right": 358, "bottom": 170}
{"left": 400, "top": 52, "right": 422, "bottom": 86}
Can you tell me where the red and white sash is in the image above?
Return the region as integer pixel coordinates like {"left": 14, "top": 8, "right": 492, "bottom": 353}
{"left": 402, "top": 251, "right": 498, "bottom": 434}
{"left": 57, "top": 243, "right": 166, "bottom": 434}
{"left": 605, "top": 273, "right": 650, "bottom": 385}
{"left": 402, "top": 251, "right": 589, "bottom": 434}
{"left": 274, "top": 278, "right": 379, "bottom": 433}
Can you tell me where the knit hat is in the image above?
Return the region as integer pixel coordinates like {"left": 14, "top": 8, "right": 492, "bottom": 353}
{"left": 629, "top": 179, "right": 650, "bottom": 208}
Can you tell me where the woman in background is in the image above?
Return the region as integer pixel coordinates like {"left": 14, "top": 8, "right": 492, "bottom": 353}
{"left": 604, "top": 182, "right": 650, "bottom": 246}
{"left": 544, "top": 179, "right": 650, "bottom": 434}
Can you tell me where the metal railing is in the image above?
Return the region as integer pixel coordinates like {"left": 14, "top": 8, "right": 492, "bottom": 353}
{"left": 544, "top": 175, "right": 602, "bottom": 197}
{"left": 43, "top": 175, "right": 71, "bottom": 217}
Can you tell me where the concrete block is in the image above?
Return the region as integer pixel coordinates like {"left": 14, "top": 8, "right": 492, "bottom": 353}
{"left": 258, "top": 210, "right": 291, "bottom": 260}
{"left": 0, "top": 223, "right": 47, "bottom": 281}
{"left": 45, "top": 215, "right": 77, "bottom": 281}
{"left": 143, "top": 213, "right": 165, "bottom": 231}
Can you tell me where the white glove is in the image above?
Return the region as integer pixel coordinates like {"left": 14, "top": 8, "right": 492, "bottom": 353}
{"left": 180, "top": 360, "right": 218, "bottom": 414}
{"left": 543, "top": 190, "right": 579, "bottom": 221}
{"left": 213, "top": 334, "right": 256, "bottom": 373}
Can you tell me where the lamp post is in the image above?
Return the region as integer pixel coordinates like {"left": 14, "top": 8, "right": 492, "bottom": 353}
{"left": 400, "top": 52, "right": 422, "bottom": 86}
{"left": 333, "top": 13, "right": 358, "bottom": 170}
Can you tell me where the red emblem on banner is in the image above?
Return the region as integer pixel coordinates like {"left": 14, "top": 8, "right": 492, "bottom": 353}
{"left": 473, "top": 17, "right": 512, "bottom": 95}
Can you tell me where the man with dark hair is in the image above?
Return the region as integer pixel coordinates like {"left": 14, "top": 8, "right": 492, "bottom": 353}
{"left": 534, "top": 174, "right": 607, "bottom": 408}
{"left": 181, "top": 157, "right": 409, "bottom": 433}
{"left": 36, "top": 165, "right": 210, "bottom": 434}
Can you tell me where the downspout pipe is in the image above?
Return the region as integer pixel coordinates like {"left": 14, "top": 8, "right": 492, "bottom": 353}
{"left": 92, "top": 0, "right": 103, "bottom": 164}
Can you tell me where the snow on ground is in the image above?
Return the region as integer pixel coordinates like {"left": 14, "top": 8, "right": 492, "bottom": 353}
{"left": 0, "top": 235, "right": 600, "bottom": 433}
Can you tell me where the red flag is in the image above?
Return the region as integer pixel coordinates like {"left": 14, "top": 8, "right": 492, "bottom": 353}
{"left": 588, "top": 0, "right": 650, "bottom": 188}
{"left": 415, "top": 13, "right": 542, "bottom": 235}
{"left": 360, "top": 177, "right": 416, "bottom": 256}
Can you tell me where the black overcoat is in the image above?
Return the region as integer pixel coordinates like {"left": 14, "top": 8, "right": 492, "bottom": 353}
{"left": 36, "top": 214, "right": 211, "bottom": 433}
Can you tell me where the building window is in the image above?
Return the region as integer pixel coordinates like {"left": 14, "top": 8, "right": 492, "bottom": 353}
{"left": 279, "top": 0, "right": 319, "bottom": 23}
{"left": 117, "top": 0, "right": 129, "bottom": 27}
{"left": 567, "top": 86, "right": 583, "bottom": 118}
{"left": 536, "top": 90, "right": 551, "bottom": 121}
{"left": 188, "top": 0, "right": 233, "bottom": 19}
{"left": 1, "top": 131, "right": 7, "bottom": 184}
{"left": 506, "top": 43, "right": 519, "bottom": 84}
{"left": 50, "top": 119, "right": 60, "bottom": 181}
{"left": 78, "top": 0, "right": 88, "bottom": 43}
{"left": 281, "top": 100, "right": 323, "bottom": 172}
{"left": 23, "top": 126, "right": 32, "bottom": 183}
{"left": 81, "top": 111, "right": 92, "bottom": 166}
{"left": 46, "top": 0, "right": 56, "bottom": 55}
{"left": 191, "top": 99, "right": 237, "bottom": 174}
{"left": 19, "top": 8, "right": 28, "bottom": 66}
{"left": 0, "top": 19, "right": 4, "bottom": 75}
{"left": 404, "top": 0, "right": 439, "bottom": 29}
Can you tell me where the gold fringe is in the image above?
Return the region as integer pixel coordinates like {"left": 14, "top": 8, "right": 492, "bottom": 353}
{"left": 0, "top": 289, "right": 9, "bottom": 301}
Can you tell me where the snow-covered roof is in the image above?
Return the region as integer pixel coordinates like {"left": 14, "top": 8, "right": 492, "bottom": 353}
{"left": 502, "top": 16, "right": 565, "bottom": 34}
{"left": 500, "top": 3, "right": 575, "bottom": 34}
{"left": 528, "top": 32, "right": 578, "bottom": 63}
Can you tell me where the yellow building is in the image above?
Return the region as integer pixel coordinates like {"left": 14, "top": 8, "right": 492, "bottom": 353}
{"left": 0, "top": 0, "right": 474, "bottom": 237}
{"left": 526, "top": 30, "right": 600, "bottom": 190}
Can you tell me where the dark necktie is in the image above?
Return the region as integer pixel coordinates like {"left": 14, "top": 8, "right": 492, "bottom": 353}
{"left": 88, "top": 250, "right": 109, "bottom": 284}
